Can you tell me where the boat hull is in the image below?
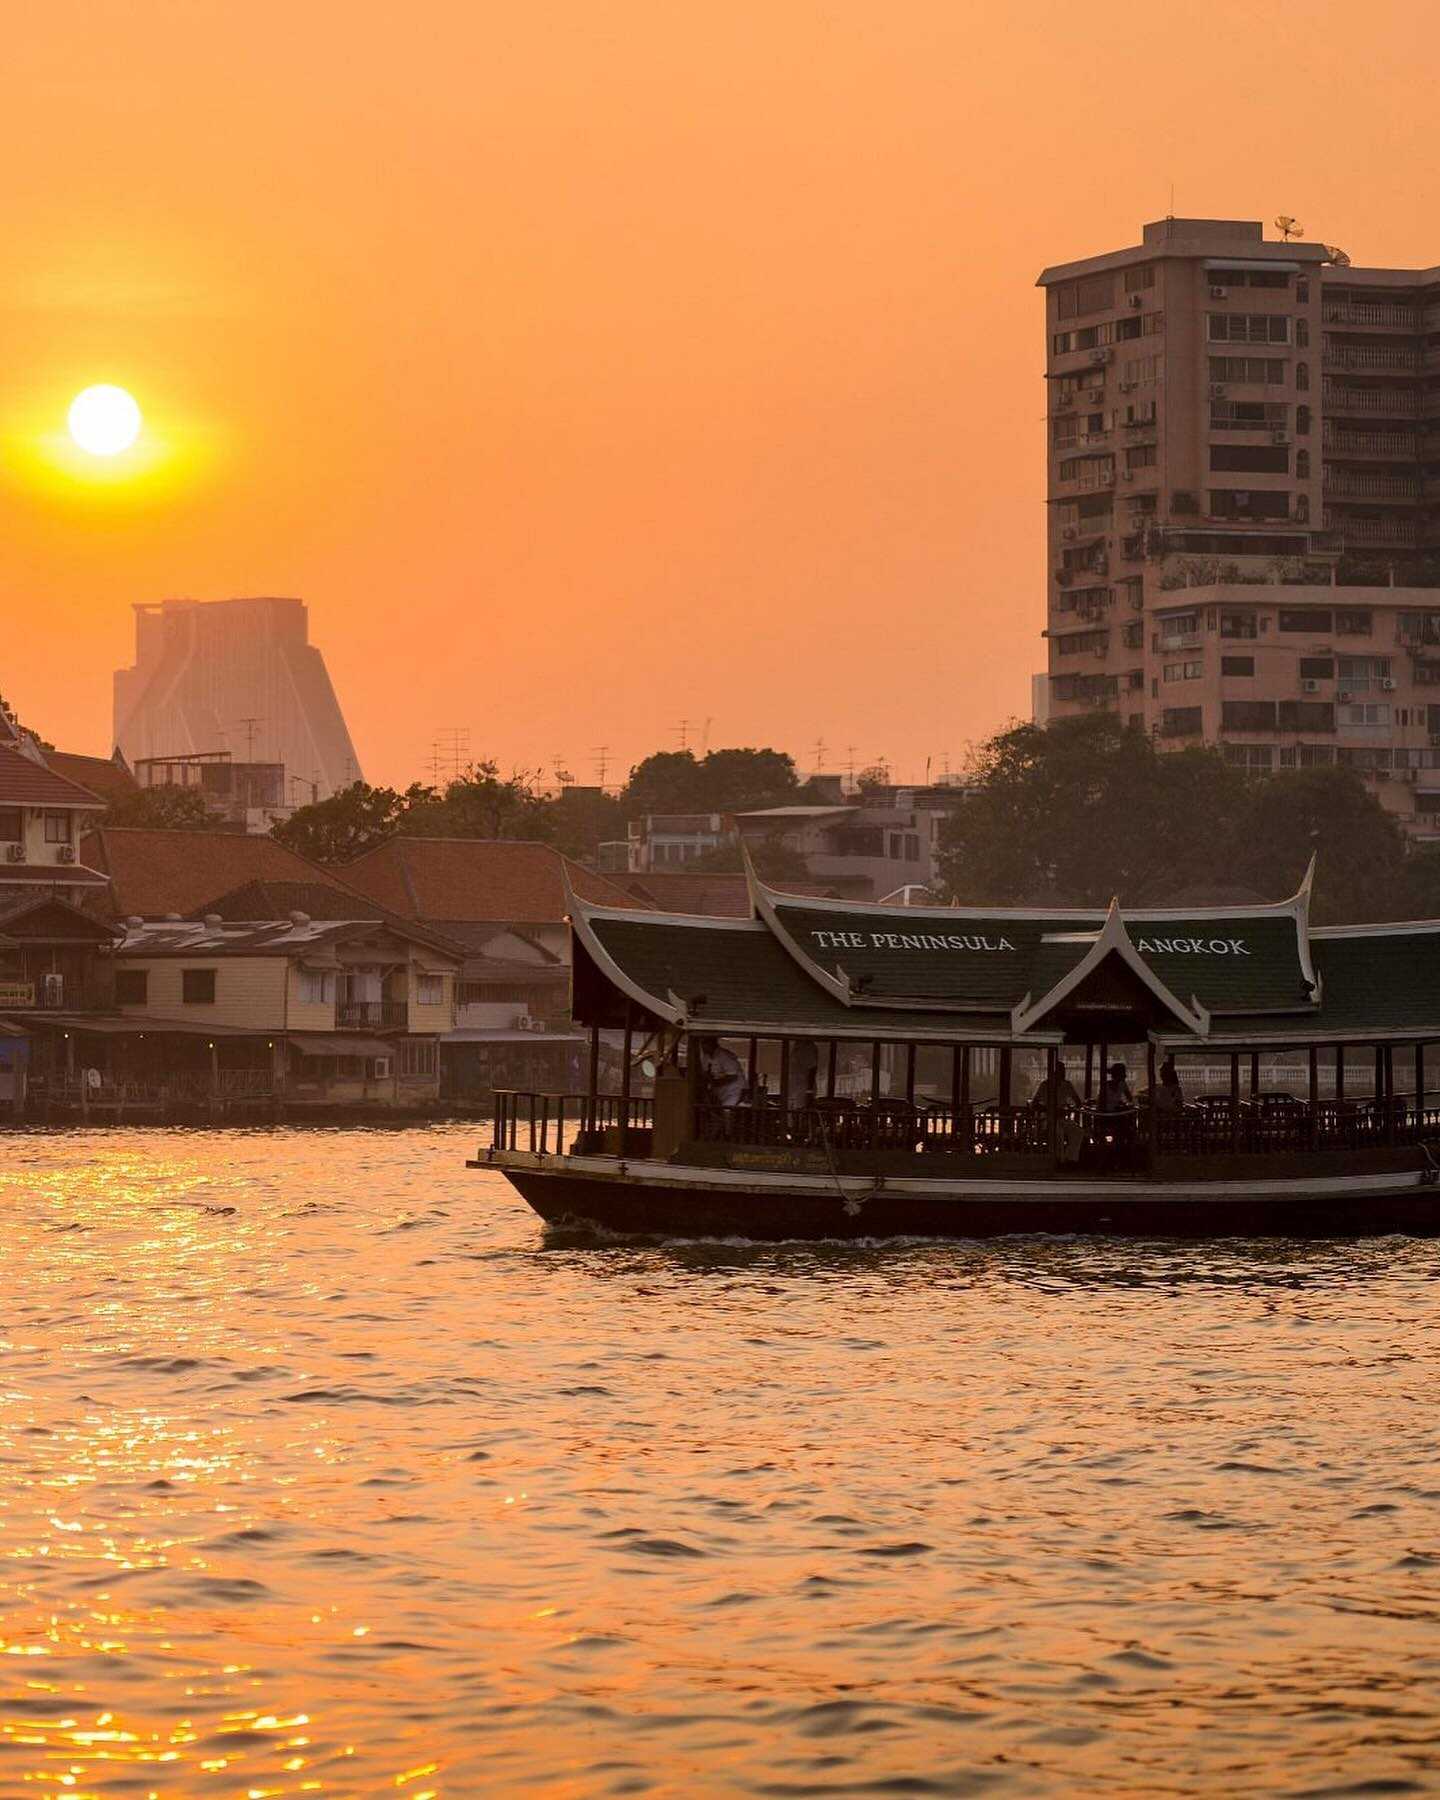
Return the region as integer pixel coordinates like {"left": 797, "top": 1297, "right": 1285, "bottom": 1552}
{"left": 476, "top": 1149, "right": 1440, "bottom": 1240}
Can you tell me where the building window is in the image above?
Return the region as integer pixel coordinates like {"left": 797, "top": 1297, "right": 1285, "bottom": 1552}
{"left": 1340, "top": 702, "right": 1392, "bottom": 727}
{"left": 416, "top": 973, "right": 444, "bottom": 1006}
{"left": 1209, "top": 356, "right": 1287, "bottom": 385}
{"left": 397, "top": 1038, "right": 438, "bottom": 1078}
{"left": 182, "top": 968, "right": 216, "bottom": 1004}
{"left": 114, "top": 969, "right": 148, "bottom": 1005}
{"left": 1296, "top": 361, "right": 1309, "bottom": 390}
{"left": 1297, "top": 404, "right": 1311, "bottom": 435}
{"left": 300, "top": 969, "right": 333, "bottom": 1005}
{"left": 1296, "top": 449, "right": 1310, "bottom": 479}
{"left": 1163, "top": 661, "right": 1203, "bottom": 682}
{"left": 1336, "top": 609, "right": 1372, "bottom": 636}
{"left": 1123, "top": 264, "right": 1156, "bottom": 294}
{"left": 1210, "top": 444, "right": 1289, "bottom": 473}
{"left": 43, "top": 811, "right": 72, "bottom": 844}
{"left": 1221, "top": 655, "right": 1256, "bottom": 676}
{"left": 1211, "top": 489, "right": 1290, "bottom": 520}
{"left": 0, "top": 808, "right": 21, "bottom": 843}
{"left": 1160, "top": 707, "right": 1203, "bottom": 737}
{"left": 1224, "top": 745, "right": 1275, "bottom": 769}
{"left": 1297, "top": 279, "right": 1309, "bottom": 304}
{"left": 1220, "top": 610, "right": 1259, "bottom": 638}
{"left": 1295, "top": 318, "right": 1309, "bottom": 347}
{"left": 1126, "top": 444, "right": 1157, "bottom": 471}
{"left": 1223, "top": 700, "right": 1278, "bottom": 732}
{"left": 1208, "top": 313, "right": 1291, "bottom": 344}
{"left": 1278, "top": 609, "right": 1333, "bottom": 633}
{"left": 1299, "top": 657, "right": 1334, "bottom": 680}
{"left": 1278, "top": 701, "right": 1336, "bottom": 732}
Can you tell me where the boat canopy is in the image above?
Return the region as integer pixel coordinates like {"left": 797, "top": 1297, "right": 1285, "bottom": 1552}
{"left": 564, "top": 859, "right": 1440, "bottom": 1048}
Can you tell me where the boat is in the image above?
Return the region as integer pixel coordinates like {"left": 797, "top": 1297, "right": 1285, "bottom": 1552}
{"left": 470, "top": 859, "right": 1440, "bottom": 1238}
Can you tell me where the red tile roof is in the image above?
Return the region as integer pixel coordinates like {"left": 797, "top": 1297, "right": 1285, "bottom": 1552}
{"left": 340, "top": 838, "right": 647, "bottom": 925}
{"left": 619, "top": 872, "right": 853, "bottom": 916}
{"left": 43, "top": 750, "right": 138, "bottom": 806}
{"left": 80, "top": 827, "right": 372, "bottom": 920}
{"left": 0, "top": 743, "right": 107, "bottom": 809}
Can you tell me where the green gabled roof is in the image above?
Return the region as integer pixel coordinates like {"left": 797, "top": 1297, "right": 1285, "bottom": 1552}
{"left": 578, "top": 911, "right": 1014, "bottom": 1040}
{"left": 1308, "top": 928, "right": 1440, "bottom": 1035}
{"left": 762, "top": 890, "right": 1315, "bottom": 1018}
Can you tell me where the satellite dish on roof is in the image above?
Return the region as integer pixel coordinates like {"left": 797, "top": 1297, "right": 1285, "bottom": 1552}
{"left": 1326, "top": 245, "right": 1352, "bottom": 267}
{"left": 1275, "top": 215, "right": 1303, "bottom": 241}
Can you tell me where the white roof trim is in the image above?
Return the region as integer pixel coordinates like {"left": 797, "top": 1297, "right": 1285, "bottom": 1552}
{"left": 1011, "top": 899, "right": 1210, "bottom": 1038}
{"left": 744, "top": 851, "right": 853, "bottom": 1005}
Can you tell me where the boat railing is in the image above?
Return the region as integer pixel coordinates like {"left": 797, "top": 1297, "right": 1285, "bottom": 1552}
{"left": 492, "top": 1090, "right": 655, "bottom": 1154}
{"left": 492, "top": 1088, "right": 1440, "bottom": 1162}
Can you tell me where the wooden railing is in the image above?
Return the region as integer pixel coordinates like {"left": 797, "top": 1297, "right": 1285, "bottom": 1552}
{"left": 491, "top": 1090, "right": 655, "bottom": 1154}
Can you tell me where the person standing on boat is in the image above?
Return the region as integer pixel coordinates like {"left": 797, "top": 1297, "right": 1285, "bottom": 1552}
{"left": 1154, "top": 1056, "right": 1184, "bottom": 1115}
{"left": 699, "top": 1037, "right": 745, "bottom": 1107}
{"left": 790, "top": 1039, "right": 820, "bottom": 1108}
{"left": 1029, "top": 1064, "right": 1081, "bottom": 1115}
{"left": 1097, "top": 1061, "right": 1137, "bottom": 1166}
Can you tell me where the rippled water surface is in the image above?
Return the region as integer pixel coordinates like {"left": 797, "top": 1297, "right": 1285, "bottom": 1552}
{"left": 3, "top": 1126, "right": 1440, "bottom": 1797}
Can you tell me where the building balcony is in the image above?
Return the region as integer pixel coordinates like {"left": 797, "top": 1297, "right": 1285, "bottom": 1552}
{"left": 336, "top": 999, "right": 408, "bottom": 1030}
{"left": 1323, "top": 345, "right": 1422, "bottom": 373}
{"left": 1323, "top": 384, "right": 1421, "bottom": 416}
{"left": 1322, "top": 302, "right": 1420, "bottom": 330}
{"left": 1336, "top": 517, "right": 1422, "bottom": 547}
{"left": 1324, "top": 428, "right": 1418, "bottom": 459}
{"left": 1325, "top": 471, "right": 1422, "bottom": 500}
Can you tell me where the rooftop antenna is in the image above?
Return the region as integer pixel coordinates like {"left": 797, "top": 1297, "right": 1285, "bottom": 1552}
{"left": 1275, "top": 215, "right": 1303, "bottom": 242}
{"left": 236, "top": 717, "right": 262, "bottom": 762}
{"left": 591, "top": 744, "right": 610, "bottom": 785}
{"left": 1168, "top": 179, "right": 1175, "bottom": 219}
{"left": 811, "top": 737, "right": 827, "bottom": 771}
{"left": 700, "top": 716, "right": 713, "bottom": 754}
{"left": 676, "top": 718, "right": 690, "bottom": 750}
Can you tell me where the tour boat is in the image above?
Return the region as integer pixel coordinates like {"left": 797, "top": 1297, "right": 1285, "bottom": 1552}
{"left": 471, "top": 861, "right": 1440, "bottom": 1238}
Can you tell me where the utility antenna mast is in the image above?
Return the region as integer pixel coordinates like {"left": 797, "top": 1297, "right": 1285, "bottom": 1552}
{"left": 591, "top": 745, "right": 611, "bottom": 786}
{"left": 236, "top": 717, "right": 262, "bottom": 762}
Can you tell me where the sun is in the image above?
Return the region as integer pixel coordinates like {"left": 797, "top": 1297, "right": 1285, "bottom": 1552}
{"left": 68, "top": 384, "right": 142, "bottom": 456}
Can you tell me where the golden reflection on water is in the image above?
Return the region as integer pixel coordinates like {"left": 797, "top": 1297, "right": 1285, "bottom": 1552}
{"left": 3, "top": 1127, "right": 1440, "bottom": 1796}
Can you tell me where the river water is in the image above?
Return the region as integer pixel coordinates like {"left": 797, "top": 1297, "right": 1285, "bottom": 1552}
{"left": 3, "top": 1125, "right": 1439, "bottom": 1798}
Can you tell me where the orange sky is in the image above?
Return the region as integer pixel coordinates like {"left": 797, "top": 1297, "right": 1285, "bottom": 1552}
{"left": 3, "top": 0, "right": 1438, "bottom": 788}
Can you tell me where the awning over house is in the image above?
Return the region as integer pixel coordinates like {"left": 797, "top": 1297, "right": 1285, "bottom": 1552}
{"left": 288, "top": 1033, "right": 393, "bottom": 1056}
{"left": 441, "top": 1028, "right": 587, "bottom": 1044}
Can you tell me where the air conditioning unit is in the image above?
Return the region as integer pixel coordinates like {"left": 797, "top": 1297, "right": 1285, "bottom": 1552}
{"left": 1375, "top": 769, "right": 1391, "bottom": 781}
{"left": 55, "top": 844, "right": 76, "bottom": 864}
{"left": 1210, "top": 285, "right": 1228, "bottom": 299}
{"left": 1122, "top": 469, "right": 1134, "bottom": 480}
{"left": 1272, "top": 431, "right": 1291, "bottom": 444}
{"left": 370, "top": 1056, "right": 392, "bottom": 1080}
{"left": 1402, "top": 768, "right": 1419, "bottom": 783}
{"left": 1118, "top": 379, "right": 1135, "bottom": 392}
{"left": 4, "top": 842, "right": 24, "bottom": 863}
{"left": 1062, "top": 526, "right": 1077, "bottom": 539}
{"left": 1129, "top": 295, "right": 1145, "bottom": 309}
{"left": 1430, "top": 734, "right": 1440, "bottom": 749}
{"left": 1380, "top": 677, "right": 1397, "bottom": 691}
{"left": 1101, "top": 470, "right": 1116, "bottom": 485}
{"left": 1209, "top": 383, "right": 1228, "bottom": 399}
{"left": 1089, "top": 349, "right": 1111, "bottom": 364}
{"left": 1338, "top": 691, "right": 1353, "bottom": 703}
{"left": 1302, "top": 678, "right": 1320, "bottom": 693}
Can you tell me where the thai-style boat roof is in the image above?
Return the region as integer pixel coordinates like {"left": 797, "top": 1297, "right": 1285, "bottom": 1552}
{"left": 565, "top": 858, "right": 1440, "bottom": 1047}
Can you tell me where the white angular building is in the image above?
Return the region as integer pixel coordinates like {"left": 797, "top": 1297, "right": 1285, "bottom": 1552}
{"left": 114, "top": 597, "right": 363, "bottom": 804}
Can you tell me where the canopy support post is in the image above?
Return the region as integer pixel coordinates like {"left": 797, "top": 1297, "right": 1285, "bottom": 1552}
{"left": 1336, "top": 1043, "right": 1346, "bottom": 1107}
{"left": 1249, "top": 1050, "right": 1260, "bottom": 1098}
{"left": 1084, "top": 1042, "right": 1094, "bottom": 1102}
{"left": 959, "top": 1045, "right": 972, "bottom": 1153}
{"left": 904, "top": 1044, "right": 916, "bottom": 1105}
{"left": 999, "top": 1047, "right": 1012, "bottom": 1117}
{"left": 1229, "top": 1052, "right": 1240, "bottom": 1153}
{"left": 747, "top": 1037, "right": 758, "bottom": 1099}
{"left": 619, "top": 1001, "right": 633, "bottom": 1158}
{"left": 1146, "top": 1040, "right": 1157, "bottom": 1157}
{"left": 826, "top": 1040, "right": 837, "bottom": 1100}
{"left": 1383, "top": 1045, "right": 1396, "bottom": 1144}
{"left": 1417, "top": 1042, "right": 1426, "bottom": 1121}
{"left": 586, "top": 1024, "right": 600, "bottom": 1136}
{"left": 1308, "top": 1045, "right": 1318, "bottom": 1113}
{"left": 1046, "top": 1046, "right": 1060, "bottom": 1158}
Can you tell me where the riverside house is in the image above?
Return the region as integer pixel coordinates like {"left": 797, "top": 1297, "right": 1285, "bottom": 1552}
{"left": 98, "top": 912, "right": 464, "bottom": 1110}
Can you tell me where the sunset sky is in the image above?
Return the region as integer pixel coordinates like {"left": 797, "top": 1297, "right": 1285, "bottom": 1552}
{"left": 4, "top": 0, "right": 1437, "bottom": 789}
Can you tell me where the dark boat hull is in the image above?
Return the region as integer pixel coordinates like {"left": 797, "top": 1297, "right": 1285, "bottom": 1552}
{"left": 477, "top": 1149, "right": 1440, "bottom": 1240}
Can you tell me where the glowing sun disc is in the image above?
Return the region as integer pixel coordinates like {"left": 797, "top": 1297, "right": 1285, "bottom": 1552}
{"left": 68, "top": 385, "right": 142, "bottom": 456}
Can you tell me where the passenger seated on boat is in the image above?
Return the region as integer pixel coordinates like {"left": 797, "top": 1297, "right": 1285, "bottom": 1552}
{"left": 789, "top": 1039, "right": 820, "bottom": 1108}
{"left": 1154, "top": 1056, "right": 1184, "bottom": 1115}
{"left": 1094, "top": 1062, "right": 1137, "bottom": 1166}
{"left": 1028, "top": 1066, "right": 1081, "bottom": 1115}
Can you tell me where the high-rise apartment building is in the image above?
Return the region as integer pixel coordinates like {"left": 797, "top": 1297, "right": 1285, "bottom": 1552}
{"left": 114, "top": 597, "right": 363, "bottom": 807}
{"left": 1037, "top": 217, "right": 1440, "bottom": 833}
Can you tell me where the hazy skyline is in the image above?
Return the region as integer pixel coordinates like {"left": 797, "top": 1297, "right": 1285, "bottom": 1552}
{"left": 3, "top": 0, "right": 1437, "bottom": 786}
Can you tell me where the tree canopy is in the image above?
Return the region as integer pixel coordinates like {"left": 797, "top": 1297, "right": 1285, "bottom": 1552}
{"left": 938, "top": 714, "right": 1411, "bottom": 924}
{"left": 621, "top": 747, "right": 802, "bottom": 817}
{"left": 101, "top": 784, "right": 230, "bottom": 832}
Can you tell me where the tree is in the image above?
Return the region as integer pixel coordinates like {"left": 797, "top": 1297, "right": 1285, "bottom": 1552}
{"left": 546, "top": 784, "right": 626, "bottom": 862}
{"left": 938, "top": 713, "right": 1413, "bottom": 922}
{"left": 621, "top": 747, "right": 800, "bottom": 819}
{"left": 939, "top": 715, "right": 1244, "bottom": 906}
{"left": 271, "top": 782, "right": 423, "bottom": 862}
{"left": 401, "top": 762, "right": 554, "bottom": 841}
{"left": 1228, "top": 767, "right": 1407, "bottom": 924}
{"left": 102, "top": 784, "right": 229, "bottom": 832}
